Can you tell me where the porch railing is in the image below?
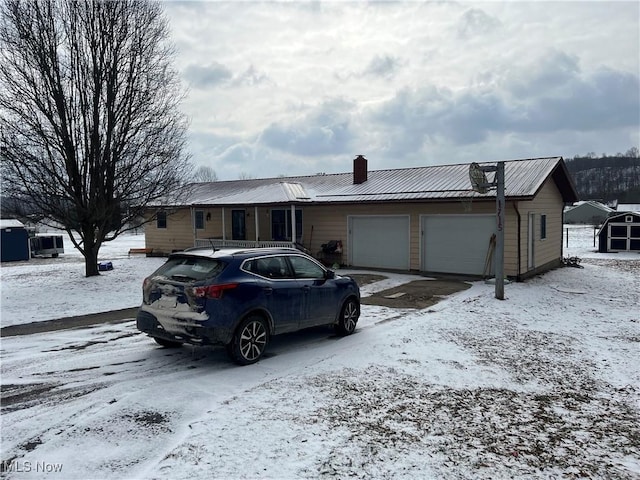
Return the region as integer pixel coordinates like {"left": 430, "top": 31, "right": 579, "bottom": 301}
{"left": 193, "top": 239, "right": 296, "bottom": 250}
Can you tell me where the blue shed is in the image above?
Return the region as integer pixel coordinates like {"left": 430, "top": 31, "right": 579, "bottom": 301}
{"left": 0, "top": 219, "right": 30, "bottom": 262}
{"left": 597, "top": 212, "right": 640, "bottom": 253}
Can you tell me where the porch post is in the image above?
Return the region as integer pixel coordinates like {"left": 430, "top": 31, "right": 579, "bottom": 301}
{"left": 255, "top": 206, "right": 259, "bottom": 241}
{"left": 191, "top": 207, "right": 196, "bottom": 244}
{"left": 222, "top": 208, "right": 226, "bottom": 240}
{"left": 290, "top": 204, "right": 296, "bottom": 246}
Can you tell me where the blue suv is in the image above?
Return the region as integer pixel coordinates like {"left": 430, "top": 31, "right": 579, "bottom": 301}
{"left": 136, "top": 247, "right": 360, "bottom": 365}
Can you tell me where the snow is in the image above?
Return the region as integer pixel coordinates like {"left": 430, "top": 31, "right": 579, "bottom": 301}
{"left": 1, "top": 226, "right": 639, "bottom": 479}
{"left": 1, "top": 232, "right": 165, "bottom": 326}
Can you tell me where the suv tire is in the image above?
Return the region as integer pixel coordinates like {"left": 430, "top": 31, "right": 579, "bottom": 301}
{"left": 336, "top": 298, "right": 359, "bottom": 336}
{"left": 228, "top": 315, "right": 270, "bottom": 365}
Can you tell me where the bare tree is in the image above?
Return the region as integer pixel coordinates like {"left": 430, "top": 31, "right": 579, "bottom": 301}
{"left": 0, "top": 0, "right": 191, "bottom": 276}
{"left": 192, "top": 165, "right": 218, "bottom": 182}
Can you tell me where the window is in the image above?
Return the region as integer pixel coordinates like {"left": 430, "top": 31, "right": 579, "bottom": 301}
{"left": 154, "top": 257, "right": 224, "bottom": 282}
{"left": 288, "top": 255, "right": 325, "bottom": 279}
{"left": 156, "top": 211, "right": 167, "bottom": 229}
{"left": 194, "top": 210, "right": 205, "bottom": 230}
{"left": 271, "top": 209, "right": 302, "bottom": 241}
{"left": 244, "top": 256, "right": 291, "bottom": 279}
{"left": 540, "top": 214, "right": 547, "bottom": 240}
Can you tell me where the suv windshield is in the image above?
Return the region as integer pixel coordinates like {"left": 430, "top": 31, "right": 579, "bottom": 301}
{"left": 154, "top": 256, "right": 225, "bottom": 282}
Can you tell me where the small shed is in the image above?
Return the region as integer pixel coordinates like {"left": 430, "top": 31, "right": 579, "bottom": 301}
{"left": 597, "top": 212, "right": 640, "bottom": 253}
{"left": 0, "top": 219, "right": 30, "bottom": 262}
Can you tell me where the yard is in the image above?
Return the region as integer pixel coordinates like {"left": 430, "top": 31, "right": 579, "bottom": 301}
{"left": 0, "top": 226, "right": 638, "bottom": 479}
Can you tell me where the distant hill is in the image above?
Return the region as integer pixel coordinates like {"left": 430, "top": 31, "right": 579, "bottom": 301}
{"left": 565, "top": 148, "right": 640, "bottom": 203}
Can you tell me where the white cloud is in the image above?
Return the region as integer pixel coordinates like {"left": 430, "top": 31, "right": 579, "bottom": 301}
{"left": 165, "top": 1, "right": 640, "bottom": 179}
{"left": 184, "top": 62, "right": 233, "bottom": 88}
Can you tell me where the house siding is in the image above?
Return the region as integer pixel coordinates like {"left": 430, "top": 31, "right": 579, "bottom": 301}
{"left": 143, "top": 177, "right": 568, "bottom": 279}
{"left": 145, "top": 200, "right": 514, "bottom": 272}
{"left": 515, "top": 178, "right": 564, "bottom": 278}
{"left": 144, "top": 209, "right": 193, "bottom": 253}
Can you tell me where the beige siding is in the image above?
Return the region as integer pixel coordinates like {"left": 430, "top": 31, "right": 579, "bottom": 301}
{"left": 301, "top": 201, "right": 498, "bottom": 271}
{"left": 503, "top": 203, "right": 519, "bottom": 276}
{"left": 144, "top": 209, "right": 194, "bottom": 254}
{"left": 144, "top": 185, "right": 563, "bottom": 279}
{"left": 515, "top": 178, "right": 564, "bottom": 275}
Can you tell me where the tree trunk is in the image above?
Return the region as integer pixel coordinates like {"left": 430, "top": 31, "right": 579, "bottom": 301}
{"left": 84, "top": 248, "right": 99, "bottom": 277}
{"left": 83, "top": 229, "right": 100, "bottom": 277}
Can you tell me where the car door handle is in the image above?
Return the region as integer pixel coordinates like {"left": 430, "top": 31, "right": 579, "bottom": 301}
{"left": 302, "top": 285, "right": 311, "bottom": 292}
{"left": 263, "top": 287, "right": 273, "bottom": 295}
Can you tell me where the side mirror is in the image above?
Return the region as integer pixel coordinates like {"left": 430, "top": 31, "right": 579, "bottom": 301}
{"left": 325, "top": 269, "right": 336, "bottom": 280}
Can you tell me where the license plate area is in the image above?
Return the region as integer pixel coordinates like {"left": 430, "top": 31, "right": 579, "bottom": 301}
{"left": 157, "top": 296, "right": 178, "bottom": 310}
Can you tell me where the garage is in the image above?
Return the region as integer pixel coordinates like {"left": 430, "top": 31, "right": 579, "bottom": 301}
{"left": 348, "top": 215, "right": 410, "bottom": 270}
{"left": 421, "top": 215, "right": 496, "bottom": 275}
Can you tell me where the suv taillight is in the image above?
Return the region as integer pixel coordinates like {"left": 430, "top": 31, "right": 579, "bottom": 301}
{"left": 192, "top": 283, "right": 239, "bottom": 299}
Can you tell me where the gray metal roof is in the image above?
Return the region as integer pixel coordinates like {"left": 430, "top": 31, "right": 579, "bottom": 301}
{"left": 182, "top": 156, "right": 577, "bottom": 207}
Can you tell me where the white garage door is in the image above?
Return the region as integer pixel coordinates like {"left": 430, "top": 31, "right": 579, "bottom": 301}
{"left": 349, "top": 216, "right": 410, "bottom": 270}
{"left": 421, "top": 215, "right": 495, "bottom": 275}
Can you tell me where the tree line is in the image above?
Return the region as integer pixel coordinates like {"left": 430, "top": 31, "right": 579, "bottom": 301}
{"left": 565, "top": 148, "right": 640, "bottom": 203}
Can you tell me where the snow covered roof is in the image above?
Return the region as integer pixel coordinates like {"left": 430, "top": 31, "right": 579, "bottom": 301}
{"left": 616, "top": 204, "right": 640, "bottom": 213}
{"left": 564, "top": 201, "right": 613, "bottom": 214}
{"left": 0, "top": 219, "right": 25, "bottom": 229}
{"left": 178, "top": 156, "right": 577, "bottom": 207}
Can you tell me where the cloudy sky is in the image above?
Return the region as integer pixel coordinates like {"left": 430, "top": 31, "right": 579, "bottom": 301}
{"left": 164, "top": 1, "right": 639, "bottom": 180}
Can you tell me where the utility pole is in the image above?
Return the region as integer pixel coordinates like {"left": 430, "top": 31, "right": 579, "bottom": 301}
{"left": 495, "top": 161, "right": 505, "bottom": 300}
{"left": 469, "top": 160, "right": 506, "bottom": 300}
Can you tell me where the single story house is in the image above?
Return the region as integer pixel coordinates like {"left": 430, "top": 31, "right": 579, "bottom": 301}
{"left": 563, "top": 201, "right": 613, "bottom": 225}
{"left": 0, "top": 219, "right": 30, "bottom": 262}
{"left": 143, "top": 155, "right": 579, "bottom": 280}
{"left": 597, "top": 211, "right": 640, "bottom": 253}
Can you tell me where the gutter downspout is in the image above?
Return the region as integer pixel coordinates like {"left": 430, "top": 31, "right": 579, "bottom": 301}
{"left": 559, "top": 204, "right": 566, "bottom": 260}
{"left": 513, "top": 201, "right": 522, "bottom": 281}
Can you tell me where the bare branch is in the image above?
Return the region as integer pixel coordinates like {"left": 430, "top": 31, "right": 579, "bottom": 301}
{"left": 1, "top": 0, "right": 192, "bottom": 276}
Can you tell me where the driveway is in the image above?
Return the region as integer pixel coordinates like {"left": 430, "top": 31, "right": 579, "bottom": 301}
{"left": 0, "top": 274, "right": 470, "bottom": 337}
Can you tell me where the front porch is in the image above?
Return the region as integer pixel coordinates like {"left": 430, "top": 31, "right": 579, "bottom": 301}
{"left": 193, "top": 238, "right": 296, "bottom": 249}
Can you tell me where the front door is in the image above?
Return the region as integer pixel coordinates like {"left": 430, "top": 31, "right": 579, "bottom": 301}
{"left": 232, "top": 210, "right": 246, "bottom": 240}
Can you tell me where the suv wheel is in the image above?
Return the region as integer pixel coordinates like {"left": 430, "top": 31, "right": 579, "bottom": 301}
{"left": 228, "top": 315, "right": 270, "bottom": 365}
{"left": 336, "top": 298, "right": 359, "bottom": 336}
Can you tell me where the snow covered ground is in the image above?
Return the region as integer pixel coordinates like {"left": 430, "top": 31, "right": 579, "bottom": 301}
{"left": 0, "top": 232, "right": 165, "bottom": 326}
{"left": 1, "top": 226, "right": 639, "bottom": 479}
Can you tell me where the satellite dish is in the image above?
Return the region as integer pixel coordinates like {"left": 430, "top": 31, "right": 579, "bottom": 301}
{"left": 469, "top": 162, "right": 490, "bottom": 194}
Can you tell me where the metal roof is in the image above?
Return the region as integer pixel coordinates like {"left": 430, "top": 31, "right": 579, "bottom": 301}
{"left": 182, "top": 157, "right": 577, "bottom": 207}
{"left": 564, "top": 201, "right": 613, "bottom": 214}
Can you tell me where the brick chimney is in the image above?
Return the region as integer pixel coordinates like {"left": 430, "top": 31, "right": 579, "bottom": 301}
{"left": 353, "top": 155, "right": 368, "bottom": 184}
